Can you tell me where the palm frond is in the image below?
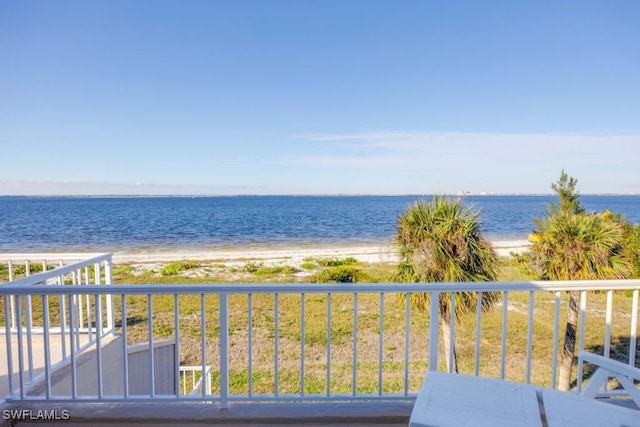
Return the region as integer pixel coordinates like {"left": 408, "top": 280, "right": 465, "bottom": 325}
{"left": 394, "top": 196, "right": 499, "bottom": 318}
{"left": 531, "top": 210, "right": 631, "bottom": 281}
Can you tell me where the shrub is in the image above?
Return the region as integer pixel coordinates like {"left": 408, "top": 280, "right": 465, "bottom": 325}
{"left": 316, "top": 257, "right": 358, "bottom": 267}
{"left": 255, "top": 265, "right": 297, "bottom": 276}
{"left": 160, "top": 260, "right": 201, "bottom": 276}
{"left": 242, "top": 262, "right": 297, "bottom": 276}
{"left": 509, "top": 252, "right": 538, "bottom": 277}
{"left": 314, "top": 266, "right": 360, "bottom": 283}
{"left": 113, "top": 264, "right": 133, "bottom": 276}
{"left": 242, "top": 262, "right": 262, "bottom": 273}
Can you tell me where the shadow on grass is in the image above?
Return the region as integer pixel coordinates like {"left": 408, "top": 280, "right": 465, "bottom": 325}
{"left": 114, "top": 315, "right": 148, "bottom": 328}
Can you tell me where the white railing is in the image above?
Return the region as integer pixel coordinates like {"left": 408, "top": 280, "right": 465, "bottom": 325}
{"left": 0, "top": 253, "right": 115, "bottom": 333}
{"left": 180, "top": 366, "right": 212, "bottom": 396}
{"left": 1, "top": 275, "right": 639, "bottom": 407}
{"left": 0, "top": 254, "right": 114, "bottom": 401}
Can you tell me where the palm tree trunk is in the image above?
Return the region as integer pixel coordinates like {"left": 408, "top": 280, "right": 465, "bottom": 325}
{"left": 440, "top": 308, "right": 459, "bottom": 373}
{"left": 558, "top": 290, "right": 580, "bottom": 391}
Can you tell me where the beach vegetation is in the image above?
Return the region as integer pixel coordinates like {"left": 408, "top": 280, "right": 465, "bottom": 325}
{"left": 0, "top": 262, "right": 57, "bottom": 282}
{"left": 313, "top": 266, "right": 360, "bottom": 283}
{"left": 112, "top": 264, "right": 134, "bottom": 277}
{"left": 159, "top": 260, "right": 201, "bottom": 276}
{"left": 242, "top": 262, "right": 297, "bottom": 276}
{"left": 316, "top": 257, "right": 358, "bottom": 267}
{"left": 354, "top": 263, "right": 396, "bottom": 282}
{"left": 497, "top": 256, "right": 536, "bottom": 281}
{"left": 255, "top": 265, "right": 298, "bottom": 276}
{"left": 300, "top": 262, "right": 316, "bottom": 270}
{"left": 508, "top": 252, "right": 538, "bottom": 277}
{"left": 529, "top": 171, "right": 632, "bottom": 391}
{"left": 614, "top": 214, "right": 640, "bottom": 279}
{"left": 393, "top": 196, "right": 499, "bottom": 373}
{"left": 241, "top": 262, "right": 262, "bottom": 273}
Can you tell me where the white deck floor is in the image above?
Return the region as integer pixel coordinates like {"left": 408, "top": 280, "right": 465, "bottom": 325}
{"left": 0, "top": 333, "right": 92, "bottom": 399}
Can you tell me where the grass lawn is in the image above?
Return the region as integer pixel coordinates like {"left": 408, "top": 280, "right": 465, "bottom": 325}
{"left": 98, "top": 257, "right": 639, "bottom": 396}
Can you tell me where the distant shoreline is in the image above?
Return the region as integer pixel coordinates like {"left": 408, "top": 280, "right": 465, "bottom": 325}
{"left": 2, "top": 193, "right": 639, "bottom": 198}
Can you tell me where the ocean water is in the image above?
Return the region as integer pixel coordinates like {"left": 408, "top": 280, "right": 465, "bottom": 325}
{"left": 0, "top": 195, "right": 639, "bottom": 252}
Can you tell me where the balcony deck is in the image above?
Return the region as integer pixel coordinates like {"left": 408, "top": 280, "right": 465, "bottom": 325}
{"left": 1, "top": 400, "right": 413, "bottom": 426}
{"left": 0, "top": 333, "right": 92, "bottom": 399}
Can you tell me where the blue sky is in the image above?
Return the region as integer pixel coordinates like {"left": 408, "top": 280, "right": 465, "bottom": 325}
{"left": 1, "top": 1, "right": 639, "bottom": 195}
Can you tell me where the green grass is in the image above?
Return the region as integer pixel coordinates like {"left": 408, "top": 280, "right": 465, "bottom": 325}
{"left": 242, "top": 262, "right": 298, "bottom": 276}
{"left": 107, "top": 283, "right": 639, "bottom": 396}
{"left": 106, "top": 259, "right": 640, "bottom": 394}
{"left": 0, "top": 262, "right": 58, "bottom": 282}
{"left": 159, "top": 260, "right": 201, "bottom": 276}
{"left": 300, "top": 262, "right": 316, "bottom": 270}
{"left": 316, "top": 257, "right": 358, "bottom": 267}
{"left": 312, "top": 266, "right": 361, "bottom": 283}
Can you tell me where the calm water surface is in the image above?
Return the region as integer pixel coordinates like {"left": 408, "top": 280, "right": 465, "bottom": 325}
{"left": 0, "top": 195, "right": 639, "bottom": 252}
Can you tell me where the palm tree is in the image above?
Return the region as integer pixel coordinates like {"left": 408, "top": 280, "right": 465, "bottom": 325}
{"left": 531, "top": 172, "right": 631, "bottom": 391}
{"left": 394, "top": 196, "right": 499, "bottom": 373}
{"left": 612, "top": 213, "right": 640, "bottom": 279}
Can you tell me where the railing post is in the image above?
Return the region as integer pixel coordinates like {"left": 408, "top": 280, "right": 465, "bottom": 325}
{"left": 551, "top": 291, "right": 561, "bottom": 389}
{"left": 3, "top": 295, "right": 14, "bottom": 397}
{"left": 24, "top": 262, "right": 34, "bottom": 384}
{"left": 604, "top": 290, "right": 613, "bottom": 358}
{"left": 148, "top": 294, "right": 155, "bottom": 398}
{"left": 122, "top": 294, "right": 130, "bottom": 398}
{"left": 500, "top": 291, "right": 509, "bottom": 379}
{"left": 104, "top": 257, "right": 114, "bottom": 333}
{"left": 429, "top": 291, "right": 439, "bottom": 372}
{"left": 69, "top": 295, "right": 78, "bottom": 398}
{"left": 16, "top": 295, "right": 25, "bottom": 399}
{"left": 42, "top": 295, "right": 52, "bottom": 399}
{"left": 8, "top": 260, "right": 16, "bottom": 329}
{"left": 173, "top": 294, "right": 180, "bottom": 398}
{"left": 577, "top": 291, "right": 588, "bottom": 392}
{"left": 219, "top": 293, "right": 229, "bottom": 409}
{"left": 630, "top": 290, "right": 638, "bottom": 367}
{"left": 95, "top": 294, "right": 104, "bottom": 398}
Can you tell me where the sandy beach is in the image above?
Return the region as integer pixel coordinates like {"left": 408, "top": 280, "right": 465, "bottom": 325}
{"left": 111, "top": 239, "right": 531, "bottom": 266}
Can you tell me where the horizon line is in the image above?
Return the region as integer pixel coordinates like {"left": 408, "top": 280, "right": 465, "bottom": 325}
{"left": 2, "top": 192, "right": 639, "bottom": 198}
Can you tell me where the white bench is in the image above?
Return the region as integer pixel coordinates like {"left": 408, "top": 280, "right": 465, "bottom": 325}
{"left": 578, "top": 351, "right": 640, "bottom": 408}
{"left": 409, "top": 372, "right": 542, "bottom": 427}
{"left": 410, "top": 371, "right": 640, "bottom": 427}
{"left": 542, "top": 387, "right": 640, "bottom": 427}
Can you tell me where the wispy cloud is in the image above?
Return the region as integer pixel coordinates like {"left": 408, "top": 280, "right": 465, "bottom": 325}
{"left": 281, "top": 131, "right": 640, "bottom": 193}
{"left": 4, "top": 131, "right": 639, "bottom": 195}
{"left": 289, "top": 131, "right": 640, "bottom": 171}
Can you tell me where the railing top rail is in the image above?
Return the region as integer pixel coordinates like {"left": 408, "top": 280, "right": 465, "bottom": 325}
{"left": 1, "top": 279, "right": 639, "bottom": 296}
{"left": 0, "top": 253, "right": 112, "bottom": 262}
{"left": 0, "top": 253, "right": 112, "bottom": 288}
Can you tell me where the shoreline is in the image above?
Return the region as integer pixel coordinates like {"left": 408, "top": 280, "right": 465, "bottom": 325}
{"left": 110, "top": 238, "right": 531, "bottom": 265}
